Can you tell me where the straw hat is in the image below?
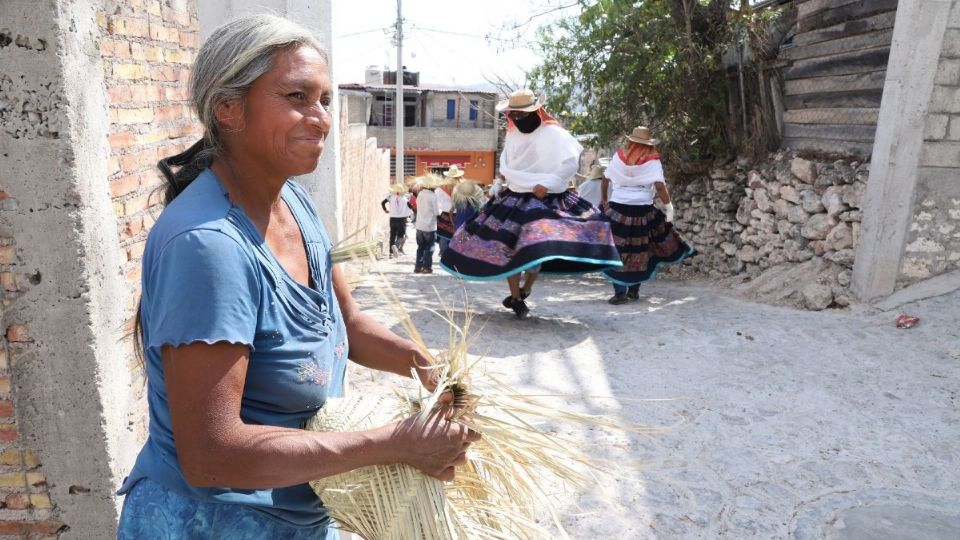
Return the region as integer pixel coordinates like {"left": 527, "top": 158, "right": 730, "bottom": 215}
{"left": 575, "top": 163, "right": 606, "bottom": 181}
{"left": 495, "top": 88, "right": 543, "bottom": 113}
{"left": 413, "top": 174, "right": 441, "bottom": 190}
{"left": 625, "top": 126, "right": 661, "bottom": 146}
{"left": 389, "top": 183, "right": 407, "bottom": 195}
{"left": 443, "top": 165, "right": 465, "bottom": 179}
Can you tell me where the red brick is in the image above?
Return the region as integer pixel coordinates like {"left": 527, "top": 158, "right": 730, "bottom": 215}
{"left": 179, "top": 31, "right": 199, "bottom": 49}
{"left": 155, "top": 105, "right": 186, "bottom": 121}
{"left": 121, "top": 147, "right": 158, "bottom": 173}
{"left": 127, "top": 241, "right": 146, "bottom": 262}
{"left": 99, "top": 38, "right": 114, "bottom": 57}
{"left": 123, "top": 193, "right": 151, "bottom": 215}
{"left": 113, "top": 40, "right": 132, "bottom": 59}
{"left": 163, "top": 86, "right": 189, "bottom": 101}
{"left": 0, "top": 400, "right": 13, "bottom": 418}
{"left": 0, "top": 423, "right": 18, "bottom": 442}
{"left": 0, "top": 245, "right": 16, "bottom": 265}
{"left": 109, "top": 17, "right": 149, "bottom": 38}
{"left": 0, "top": 520, "right": 64, "bottom": 535}
{"left": 110, "top": 173, "right": 141, "bottom": 198}
{"left": 142, "top": 45, "right": 164, "bottom": 63}
{"left": 5, "top": 325, "right": 30, "bottom": 343}
{"left": 108, "top": 130, "right": 136, "bottom": 149}
{"left": 107, "top": 85, "right": 131, "bottom": 103}
{"left": 3, "top": 493, "right": 30, "bottom": 510}
{"left": 0, "top": 192, "right": 6, "bottom": 201}
{"left": 0, "top": 272, "right": 17, "bottom": 292}
{"left": 125, "top": 265, "right": 142, "bottom": 285}
{"left": 150, "top": 65, "right": 177, "bottom": 82}
{"left": 130, "top": 42, "right": 145, "bottom": 61}
{"left": 0, "top": 377, "right": 11, "bottom": 397}
{"left": 130, "top": 84, "right": 162, "bottom": 103}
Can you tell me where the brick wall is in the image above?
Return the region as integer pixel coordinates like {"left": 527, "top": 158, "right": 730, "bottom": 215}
{"left": 98, "top": 0, "right": 201, "bottom": 442}
{"left": 0, "top": 190, "right": 61, "bottom": 538}
{"left": 902, "top": 2, "right": 960, "bottom": 283}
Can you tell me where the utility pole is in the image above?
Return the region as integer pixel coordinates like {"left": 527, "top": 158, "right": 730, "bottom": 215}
{"left": 394, "top": 0, "right": 404, "bottom": 185}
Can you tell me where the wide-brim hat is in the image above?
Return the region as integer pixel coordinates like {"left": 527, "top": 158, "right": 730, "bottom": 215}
{"left": 389, "top": 183, "right": 407, "bottom": 195}
{"left": 575, "top": 164, "right": 606, "bottom": 180}
{"left": 496, "top": 88, "right": 543, "bottom": 113}
{"left": 413, "top": 174, "right": 441, "bottom": 190}
{"left": 443, "top": 165, "right": 466, "bottom": 178}
{"left": 625, "top": 126, "right": 661, "bottom": 146}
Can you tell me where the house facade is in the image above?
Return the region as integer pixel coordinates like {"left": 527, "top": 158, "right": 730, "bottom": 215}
{"left": 340, "top": 68, "right": 499, "bottom": 183}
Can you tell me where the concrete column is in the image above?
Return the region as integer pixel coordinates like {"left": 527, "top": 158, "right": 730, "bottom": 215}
{"left": 852, "top": 0, "right": 954, "bottom": 301}
{"left": 197, "top": 1, "right": 343, "bottom": 242}
{"left": 0, "top": 0, "right": 134, "bottom": 537}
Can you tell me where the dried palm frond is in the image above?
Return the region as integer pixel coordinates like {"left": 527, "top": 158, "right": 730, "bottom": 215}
{"left": 306, "top": 265, "right": 645, "bottom": 539}
{"left": 330, "top": 240, "right": 381, "bottom": 264}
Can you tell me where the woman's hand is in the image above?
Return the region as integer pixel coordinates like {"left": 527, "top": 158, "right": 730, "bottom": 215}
{"left": 533, "top": 184, "right": 548, "bottom": 199}
{"left": 391, "top": 408, "right": 481, "bottom": 481}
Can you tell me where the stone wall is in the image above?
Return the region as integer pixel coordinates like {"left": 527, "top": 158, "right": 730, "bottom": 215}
{"left": 902, "top": 3, "right": 960, "bottom": 284}
{"left": 670, "top": 152, "right": 868, "bottom": 309}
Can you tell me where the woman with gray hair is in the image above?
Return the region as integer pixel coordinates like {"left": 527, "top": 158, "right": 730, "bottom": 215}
{"left": 117, "top": 14, "right": 478, "bottom": 539}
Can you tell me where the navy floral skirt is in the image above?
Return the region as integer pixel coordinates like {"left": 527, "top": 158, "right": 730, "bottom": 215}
{"left": 440, "top": 189, "right": 621, "bottom": 280}
{"left": 118, "top": 478, "right": 339, "bottom": 539}
{"left": 601, "top": 201, "right": 693, "bottom": 286}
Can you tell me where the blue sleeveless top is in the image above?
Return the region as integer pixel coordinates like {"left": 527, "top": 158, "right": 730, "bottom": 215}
{"left": 119, "top": 169, "right": 348, "bottom": 527}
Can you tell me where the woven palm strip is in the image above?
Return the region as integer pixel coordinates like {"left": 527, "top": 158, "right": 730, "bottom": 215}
{"left": 307, "top": 394, "right": 463, "bottom": 539}
{"left": 306, "top": 263, "right": 643, "bottom": 539}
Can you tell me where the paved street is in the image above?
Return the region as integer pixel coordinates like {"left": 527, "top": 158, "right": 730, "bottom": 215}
{"left": 347, "top": 249, "right": 960, "bottom": 539}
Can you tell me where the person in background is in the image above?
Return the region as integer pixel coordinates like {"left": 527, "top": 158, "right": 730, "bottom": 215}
{"left": 414, "top": 174, "right": 442, "bottom": 274}
{"left": 381, "top": 183, "right": 412, "bottom": 257}
{"left": 452, "top": 179, "right": 486, "bottom": 231}
{"left": 435, "top": 166, "right": 461, "bottom": 255}
{"left": 600, "top": 126, "right": 693, "bottom": 304}
{"left": 576, "top": 162, "right": 610, "bottom": 209}
{"left": 117, "top": 15, "right": 478, "bottom": 539}
{"left": 439, "top": 89, "right": 621, "bottom": 319}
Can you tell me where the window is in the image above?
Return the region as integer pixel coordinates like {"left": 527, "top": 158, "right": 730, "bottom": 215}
{"left": 446, "top": 99, "right": 455, "bottom": 120}
{"left": 390, "top": 155, "right": 417, "bottom": 178}
{"left": 469, "top": 100, "right": 478, "bottom": 121}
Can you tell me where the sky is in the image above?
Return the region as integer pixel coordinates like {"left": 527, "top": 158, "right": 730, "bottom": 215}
{"left": 332, "top": 0, "right": 581, "bottom": 88}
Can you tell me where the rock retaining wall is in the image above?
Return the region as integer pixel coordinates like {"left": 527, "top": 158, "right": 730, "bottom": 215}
{"left": 667, "top": 152, "right": 869, "bottom": 310}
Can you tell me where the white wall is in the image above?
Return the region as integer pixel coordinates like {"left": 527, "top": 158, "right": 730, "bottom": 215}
{"left": 198, "top": 0, "right": 343, "bottom": 240}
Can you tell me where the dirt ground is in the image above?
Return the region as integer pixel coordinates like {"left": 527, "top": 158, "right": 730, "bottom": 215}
{"left": 343, "top": 246, "right": 960, "bottom": 539}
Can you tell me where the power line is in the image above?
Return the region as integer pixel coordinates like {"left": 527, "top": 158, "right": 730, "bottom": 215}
{"left": 336, "top": 26, "right": 392, "bottom": 39}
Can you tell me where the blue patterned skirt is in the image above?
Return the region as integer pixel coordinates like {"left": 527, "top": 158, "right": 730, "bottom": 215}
{"left": 440, "top": 189, "right": 622, "bottom": 280}
{"left": 601, "top": 202, "right": 693, "bottom": 286}
{"left": 118, "top": 478, "right": 339, "bottom": 540}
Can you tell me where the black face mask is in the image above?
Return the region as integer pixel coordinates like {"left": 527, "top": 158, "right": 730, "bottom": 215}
{"left": 514, "top": 113, "right": 542, "bottom": 133}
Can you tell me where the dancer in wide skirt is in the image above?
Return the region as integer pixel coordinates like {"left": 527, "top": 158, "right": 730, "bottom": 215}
{"left": 600, "top": 126, "right": 694, "bottom": 304}
{"left": 440, "top": 89, "right": 621, "bottom": 318}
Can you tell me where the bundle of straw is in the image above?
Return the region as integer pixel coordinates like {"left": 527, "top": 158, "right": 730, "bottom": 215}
{"left": 306, "top": 278, "right": 640, "bottom": 539}
{"left": 330, "top": 240, "right": 381, "bottom": 264}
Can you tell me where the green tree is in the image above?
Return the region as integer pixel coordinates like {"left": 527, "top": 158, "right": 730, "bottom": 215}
{"left": 531, "top": 0, "right": 767, "bottom": 161}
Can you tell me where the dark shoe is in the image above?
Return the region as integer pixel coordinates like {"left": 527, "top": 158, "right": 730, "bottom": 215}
{"left": 519, "top": 288, "right": 531, "bottom": 300}
{"left": 502, "top": 295, "right": 514, "bottom": 309}
{"left": 423, "top": 268, "right": 433, "bottom": 274}
{"left": 608, "top": 294, "right": 629, "bottom": 305}
{"left": 626, "top": 289, "right": 640, "bottom": 301}
{"left": 511, "top": 298, "right": 530, "bottom": 319}
{"left": 414, "top": 267, "right": 423, "bottom": 274}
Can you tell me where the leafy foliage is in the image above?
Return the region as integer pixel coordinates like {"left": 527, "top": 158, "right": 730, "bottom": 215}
{"left": 530, "top": 0, "right": 770, "bottom": 161}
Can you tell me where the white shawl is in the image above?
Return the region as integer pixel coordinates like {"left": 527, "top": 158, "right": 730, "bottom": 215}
{"left": 605, "top": 152, "right": 665, "bottom": 188}
{"left": 499, "top": 124, "right": 583, "bottom": 193}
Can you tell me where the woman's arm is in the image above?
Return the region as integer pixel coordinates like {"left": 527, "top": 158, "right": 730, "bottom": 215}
{"left": 600, "top": 176, "right": 610, "bottom": 207}
{"left": 654, "top": 181, "right": 671, "bottom": 204}
{"left": 332, "top": 265, "right": 438, "bottom": 389}
{"left": 166, "top": 342, "right": 477, "bottom": 489}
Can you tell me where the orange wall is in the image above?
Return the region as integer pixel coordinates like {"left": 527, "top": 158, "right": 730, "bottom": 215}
{"left": 390, "top": 150, "right": 496, "bottom": 184}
